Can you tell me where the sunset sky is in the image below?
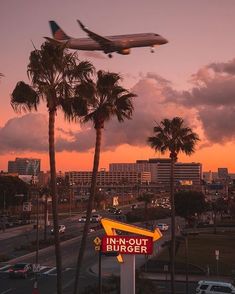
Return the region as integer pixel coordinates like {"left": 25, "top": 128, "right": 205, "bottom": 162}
{"left": 1, "top": 0, "right": 235, "bottom": 173}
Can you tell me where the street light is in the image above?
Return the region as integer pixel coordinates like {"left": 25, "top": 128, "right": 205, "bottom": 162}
{"left": 34, "top": 189, "right": 39, "bottom": 290}
{"left": 181, "top": 231, "right": 198, "bottom": 294}
{"left": 3, "top": 190, "right": 6, "bottom": 213}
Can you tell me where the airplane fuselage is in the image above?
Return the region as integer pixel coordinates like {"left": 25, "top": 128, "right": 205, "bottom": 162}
{"left": 47, "top": 20, "right": 168, "bottom": 56}
{"left": 60, "top": 33, "right": 167, "bottom": 52}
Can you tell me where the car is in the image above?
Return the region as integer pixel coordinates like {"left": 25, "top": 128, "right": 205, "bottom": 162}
{"left": 196, "top": 280, "right": 235, "bottom": 294}
{"left": 114, "top": 209, "right": 122, "bottom": 215}
{"left": 156, "top": 223, "right": 169, "bottom": 231}
{"left": 8, "top": 263, "right": 33, "bottom": 279}
{"left": 50, "top": 225, "right": 66, "bottom": 235}
{"left": 78, "top": 216, "right": 87, "bottom": 223}
{"left": 107, "top": 207, "right": 117, "bottom": 213}
{"left": 91, "top": 214, "right": 102, "bottom": 223}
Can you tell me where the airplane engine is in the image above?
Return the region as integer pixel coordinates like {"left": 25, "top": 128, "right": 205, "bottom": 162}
{"left": 118, "top": 48, "right": 131, "bottom": 55}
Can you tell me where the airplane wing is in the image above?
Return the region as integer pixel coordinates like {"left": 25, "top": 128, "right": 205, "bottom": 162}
{"left": 77, "top": 20, "right": 114, "bottom": 52}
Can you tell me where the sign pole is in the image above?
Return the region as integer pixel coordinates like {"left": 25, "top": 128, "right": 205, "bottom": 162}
{"left": 98, "top": 249, "right": 102, "bottom": 294}
{"left": 215, "top": 250, "right": 219, "bottom": 277}
{"left": 120, "top": 254, "right": 135, "bottom": 294}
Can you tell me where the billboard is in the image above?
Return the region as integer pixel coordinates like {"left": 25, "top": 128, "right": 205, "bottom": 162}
{"left": 102, "top": 235, "right": 153, "bottom": 255}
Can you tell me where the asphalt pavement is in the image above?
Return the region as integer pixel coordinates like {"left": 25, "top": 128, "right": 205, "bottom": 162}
{"left": 0, "top": 205, "right": 191, "bottom": 294}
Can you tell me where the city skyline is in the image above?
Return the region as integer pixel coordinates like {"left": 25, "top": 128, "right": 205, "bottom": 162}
{"left": 3, "top": 155, "right": 231, "bottom": 175}
{"left": 1, "top": 1, "right": 235, "bottom": 172}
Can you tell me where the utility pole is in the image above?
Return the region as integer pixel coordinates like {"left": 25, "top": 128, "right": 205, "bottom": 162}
{"left": 33, "top": 189, "right": 39, "bottom": 292}
{"left": 185, "top": 234, "right": 189, "bottom": 294}
{"left": 3, "top": 190, "right": 6, "bottom": 213}
{"left": 44, "top": 194, "right": 48, "bottom": 241}
{"left": 69, "top": 186, "right": 72, "bottom": 217}
{"left": 98, "top": 250, "right": 102, "bottom": 294}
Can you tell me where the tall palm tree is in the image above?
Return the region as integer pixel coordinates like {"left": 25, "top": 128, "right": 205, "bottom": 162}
{"left": 11, "top": 41, "right": 93, "bottom": 294}
{"left": 72, "top": 70, "right": 136, "bottom": 294}
{"left": 147, "top": 117, "right": 199, "bottom": 294}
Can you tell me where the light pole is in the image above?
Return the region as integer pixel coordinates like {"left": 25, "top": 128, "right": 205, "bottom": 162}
{"left": 43, "top": 193, "right": 48, "bottom": 241}
{"left": 32, "top": 188, "right": 40, "bottom": 293}
{"left": 184, "top": 234, "right": 189, "bottom": 294}
{"left": 3, "top": 190, "right": 6, "bottom": 213}
{"left": 69, "top": 184, "right": 72, "bottom": 217}
{"left": 182, "top": 231, "right": 198, "bottom": 294}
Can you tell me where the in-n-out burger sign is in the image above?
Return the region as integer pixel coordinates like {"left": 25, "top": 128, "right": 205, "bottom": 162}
{"left": 102, "top": 236, "right": 153, "bottom": 255}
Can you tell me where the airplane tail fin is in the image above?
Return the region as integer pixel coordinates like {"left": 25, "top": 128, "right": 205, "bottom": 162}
{"left": 49, "top": 21, "right": 71, "bottom": 40}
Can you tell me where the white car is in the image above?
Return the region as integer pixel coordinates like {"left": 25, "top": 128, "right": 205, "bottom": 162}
{"left": 78, "top": 216, "right": 87, "bottom": 223}
{"left": 156, "top": 223, "right": 169, "bottom": 231}
{"left": 50, "top": 225, "right": 66, "bottom": 234}
{"left": 196, "top": 280, "right": 235, "bottom": 294}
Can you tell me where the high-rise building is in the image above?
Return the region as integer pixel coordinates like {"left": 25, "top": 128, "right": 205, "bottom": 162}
{"left": 8, "top": 158, "right": 41, "bottom": 176}
{"left": 110, "top": 158, "right": 202, "bottom": 188}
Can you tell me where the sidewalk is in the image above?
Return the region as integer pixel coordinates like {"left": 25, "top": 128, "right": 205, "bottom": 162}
{"left": 140, "top": 272, "right": 233, "bottom": 283}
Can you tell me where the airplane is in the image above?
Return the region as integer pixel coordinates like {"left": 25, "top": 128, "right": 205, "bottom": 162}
{"left": 45, "top": 20, "right": 168, "bottom": 58}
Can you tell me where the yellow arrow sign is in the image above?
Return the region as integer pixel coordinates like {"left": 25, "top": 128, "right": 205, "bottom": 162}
{"left": 93, "top": 236, "right": 102, "bottom": 246}
{"left": 101, "top": 218, "right": 162, "bottom": 262}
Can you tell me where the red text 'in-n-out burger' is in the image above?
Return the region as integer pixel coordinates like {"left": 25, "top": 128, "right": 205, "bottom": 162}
{"left": 102, "top": 236, "right": 153, "bottom": 254}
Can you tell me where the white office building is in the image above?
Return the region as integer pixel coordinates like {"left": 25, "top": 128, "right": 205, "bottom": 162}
{"left": 110, "top": 158, "right": 202, "bottom": 188}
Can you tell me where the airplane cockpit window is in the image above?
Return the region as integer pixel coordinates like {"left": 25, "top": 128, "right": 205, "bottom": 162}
{"left": 154, "top": 34, "right": 160, "bottom": 36}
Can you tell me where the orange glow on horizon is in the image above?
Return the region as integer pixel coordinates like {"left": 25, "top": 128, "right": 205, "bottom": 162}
{"left": 1, "top": 142, "right": 235, "bottom": 173}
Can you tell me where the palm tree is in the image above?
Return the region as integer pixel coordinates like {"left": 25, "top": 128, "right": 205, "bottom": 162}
{"left": 72, "top": 70, "right": 136, "bottom": 294}
{"left": 147, "top": 117, "right": 199, "bottom": 294}
{"left": 11, "top": 41, "right": 93, "bottom": 294}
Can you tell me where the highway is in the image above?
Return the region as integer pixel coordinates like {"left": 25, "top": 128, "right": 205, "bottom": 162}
{"left": 0, "top": 205, "right": 134, "bottom": 293}
{"left": 0, "top": 204, "right": 185, "bottom": 294}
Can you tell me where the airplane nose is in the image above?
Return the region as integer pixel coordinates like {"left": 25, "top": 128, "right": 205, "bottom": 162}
{"left": 162, "top": 37, "right": 168, "bottom": 44}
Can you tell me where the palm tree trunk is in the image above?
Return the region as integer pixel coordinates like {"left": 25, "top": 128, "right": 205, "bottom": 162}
{"left": 170, "top": 156, "right": 176, "bottom": 294}
{"left": 49, "top": 110, "right": 63, "bottom": 294}
{"left": 73, "top": 127, "right": 102, "bottom": 294}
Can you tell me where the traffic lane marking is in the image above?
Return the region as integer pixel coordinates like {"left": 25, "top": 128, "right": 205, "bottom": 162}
{"left": 0, "top": 288, "right": 15, "bottom": 294}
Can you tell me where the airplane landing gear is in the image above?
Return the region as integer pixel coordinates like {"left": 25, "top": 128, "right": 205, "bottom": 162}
{"left": 108, "top": 53, "right": 113, "bottom": 58}
{"left": 151, "top": 46, "right": 155, "bottom": 53}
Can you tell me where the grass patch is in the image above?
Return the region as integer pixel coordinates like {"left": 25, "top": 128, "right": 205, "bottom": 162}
{"left": 158, "top": 232, "right": 235, "bottom": 276}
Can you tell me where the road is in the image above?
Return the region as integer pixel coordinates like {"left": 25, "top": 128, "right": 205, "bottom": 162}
{"left": 0, "top": 206, "right": 122, "bottom": 258}
{"left": 0, "top": 205, "right": 135, "bottom": 293}
{"left": 0, "top": 204, "right": 185, "bottom": 294}
{"left": 0, "top": 224, "right": 106, "bottom": 293}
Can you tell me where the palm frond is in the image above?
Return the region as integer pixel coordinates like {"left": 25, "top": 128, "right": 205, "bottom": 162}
{"left": 148, "top": 117, "right": 199, "bottom": 158}
{"left": 11, "top": 81, "right": 39, "bottom": 113}
{"left": 68, "top": 61, "right": 94, "bottom": 81}
{"left": 75, "top": 70, "right": 136, "bottom": 128}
